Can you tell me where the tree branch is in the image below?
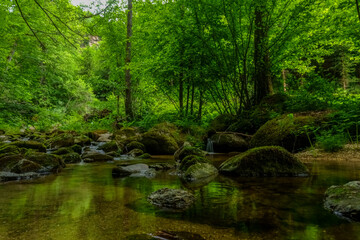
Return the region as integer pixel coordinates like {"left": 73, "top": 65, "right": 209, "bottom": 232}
{"left": 33, "top": 0, "right": 77, "bottom": 49}
{"left": 14, "top": 0, "right": 46, "bottom": 50}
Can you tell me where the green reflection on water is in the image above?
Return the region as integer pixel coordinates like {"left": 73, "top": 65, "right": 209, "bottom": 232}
{"left": 0, "top": 158, "right": 360, "bottom": 240}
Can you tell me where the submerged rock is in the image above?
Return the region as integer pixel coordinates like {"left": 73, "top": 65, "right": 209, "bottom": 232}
{"left": 179, "top": 155, "right": 218, "bottom": 184}
{"left": 81, "top": 152, "right": 113, "bottom": 162}
{"left": 112, "top": 164, "right": 155, "bottom": 178}
{"left": 210, "top": 133, "right": 249, "bottom": 153}
{"left": 0, "top": 171, "right": 40, "bottom": 182}
{"left": 219, "top": 146, "right": 309, "bottom": 177}
{"left": 147, "top": 188, "right": 195, "bottom": 210}
{"left": 324, "top": 181, "right": 360, "bottom": 221}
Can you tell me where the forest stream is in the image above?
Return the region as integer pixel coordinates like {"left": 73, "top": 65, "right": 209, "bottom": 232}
{"left": 1, "top": 155, "right": 360, "bottom": 240}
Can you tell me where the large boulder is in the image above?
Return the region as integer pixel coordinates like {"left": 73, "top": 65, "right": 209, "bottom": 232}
{"left": 26, "top": 153, "right": 65, "bottom": 173}
{"left": 179, "top": 155, "right": 218, "bottom": 183}
{"left": 142, "top": 123, "right": 179, "bottom": 155}
{"left": 183, "top": 162, "right": 218, "bottom": 182}
{"left": 10, "top": 141, "right": 46, "bottom": 152}
{"left": 74, "top": 135, "right": 91, "bottom": 146}
{"left": 219, "top": 146, "right": 309, "bottom": 177}
{"left": 0, "top": 154, "right": 23, "bottom": 171}
{"left": 250, "top": 113, "right": 327, "bottom": 152}
{"left": 98, "top": 141, "right": 120, "bottom": 153}
{"left": 126, "top": 141, "right": 145, "bottom": 152}
{"left": 114, "top": 127, "right": 142, "bottom": 145}
{"left": 11, "top": 159, "right": 43, "bottom": 174}
{"left": 324, "top": 181, "right": 360, "bottom": 221}
{"left": 147, "top": 188, "right": 195, "bottom": 210}
{"left": 48, "top": 133, "right": 75, "bottom": 148}
{"left": 210, "top": 133, "right": 248, "bottom": 153}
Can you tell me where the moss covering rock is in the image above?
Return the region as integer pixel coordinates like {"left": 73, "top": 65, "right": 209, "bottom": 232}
{"left": 126, "top": 141, "right": 145, "bottom": 152}
{"left": 61, "top": 153, "right": 81, "bottom": 164}
{"left": 0, "top": 154, "right": 23, "bottom": 171}
{"left": 114, "top": 127, "right": 142, "bottom": 145}
{"left": 183, "top": 162, "right": 218, "bottom": 182}
{"left": 10, "top": 141, "right": 46, "bottom": 152}
{"left": 139, "top": 153, "right": 151, "bottom": 159}
{"left": 0, "top": 145, "right": 20, "bottom": 155}
{"left": 53, "top": 147, "right": 73, "bottom": 155}
{"left": 250, "top": 112, "right": 327, "bottom": 152}
{"left": 324, "top": 181, "right": 360, "bottom": 221}
{"left": 25, "top": 153, "right": 65, "bottom": 173}
{"left": 71, "top": 144, "right": 82, "bottom": 154}
{"left": 174, "top": 146, "right": 206, "bottom": 162}
{"left": 98, "top": 141, "right": 119, "bottom": 153}
{"left": 47, "top": 133, "right": 75, "bottom": 148}
{"left": 147, "top": 188, "right": 195, "bottom": 210}
{"left": 219, "top": 146, "right": 309, "bottom": 177}
{"left": 74, "top": 135, "right": 91, "bottom": 146}
{"left": 142, "top": 123, "right": 180, "bottom": 155}
{"left": 11, "top": 159, "right": 43, "bottom": 174}
{"left": 179, "top": 155, "right": 210, "bottom": 172}
{"left": 127, "top": 149, "right": 144, "bottom": 157}
{"left": 210, "top": 133, "right": 248, "bottom": 153}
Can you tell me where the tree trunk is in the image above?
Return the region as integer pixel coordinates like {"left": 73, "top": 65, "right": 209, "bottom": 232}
{"left": 254, "top": 2, "right": 273, "bottom": 105}
{"left": 198, "top": 90, "right": 203, "bottom": 122}
{"left": 125, "top": 0, "right": 134, "bottom": 119}
{"left": 190, "top": 83, "right": 195, "bottom": 115}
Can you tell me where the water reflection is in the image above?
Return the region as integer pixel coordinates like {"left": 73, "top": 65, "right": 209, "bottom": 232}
{"left": 0, "top": 158, "right": 360, "bottom": 239}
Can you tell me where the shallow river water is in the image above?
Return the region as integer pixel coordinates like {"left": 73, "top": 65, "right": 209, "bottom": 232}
{"left": 0, "top": 155, "right": 360, "bottom": 240}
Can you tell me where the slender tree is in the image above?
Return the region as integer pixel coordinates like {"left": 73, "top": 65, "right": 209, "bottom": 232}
{"left": 125, "top": 0, "right": 134, "bottom": 119}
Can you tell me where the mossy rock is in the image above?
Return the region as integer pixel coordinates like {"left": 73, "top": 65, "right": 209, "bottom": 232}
{"left": 87, "top": 130, "right": 108, "bottom": 141}
{"left": 219, "top": 146, "right": 309, "bottom": 177}
{"left": 10, "top": 141, "right": 46, "bottom": 152}
{"left": 126, "top": 141, "right": 145, "bottom": 152}
{"left": 0, "top": 145, "right": 20, "bottom": 155}
{"left": 127, "top": 149, "right": 144, "bottom": 157}
{"left": 139, "top": 153, "right": 151, "bottom": 159}
{"left": 48, "top": 133, "right": 75, "bottom": 148}
{"left": 175, "top": 146, "right": 205, "bottom": 162}
{"left": 98, "top": 141, "right": 119, "bottom": 153}
{"left": 183, "top": 162, "right": 218, "bottom": 182}
{"left": 209, "top": 114, "right": 237, "bottom": 132}
{"left": 71, "top": 144, "right": 82, "bottom": 154}
{"left": 0, "top": 154, "right": 23, "bottom": 171}
{"left": 74, "top": 135, "right": 91, "bottom": 146}
{"left": 11, "top": 159, "right": 43, "bottom": 174}
{"left": 61, "top": 153, "right": 81, "bottom": 164}
{"left": 53, "top": 147, "right": 73, "bottom": 155}
{"left": 324, "top": 181, "right": 360, "bottom": 221}
{"left": 25, "top": 153, "right": 65, "bottom": 173}
{"left": 114, "top": 127, "right": 142, "bottom": 145}
{"left": 210, "top": 133, "right": 248, "bottom": 153}
{"left": 0, "top": 130, "right": 5, "bottom": 135}
{"left": 142, "top": 130, "right": 179, "bottom": 155}
{"left": 250, "top": 113, "right": 327, "bottom": 152}
{"left": 179, "top": 155, "right": 210, "bottom": 172}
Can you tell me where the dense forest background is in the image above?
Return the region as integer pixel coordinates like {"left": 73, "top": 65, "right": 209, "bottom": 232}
{"left": 1, "top": 0, "right": 360, "bottom": 139}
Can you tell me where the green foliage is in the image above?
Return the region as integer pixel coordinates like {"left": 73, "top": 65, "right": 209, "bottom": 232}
{"left": 316, "top": 132, "right": 347, "bottom": 152}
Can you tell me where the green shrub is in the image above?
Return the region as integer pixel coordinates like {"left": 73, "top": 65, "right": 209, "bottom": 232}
{"left": 316, "top": 133, "right": 347, "bottom": 152}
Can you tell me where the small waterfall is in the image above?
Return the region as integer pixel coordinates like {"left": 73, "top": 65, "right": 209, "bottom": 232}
{"left": 206, "top": 138, "right": 214, "bottom": 153}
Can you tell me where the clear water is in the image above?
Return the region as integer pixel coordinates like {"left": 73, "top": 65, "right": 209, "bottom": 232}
{"left": 0, "top": 156, "right": 360, "bottom": 240}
